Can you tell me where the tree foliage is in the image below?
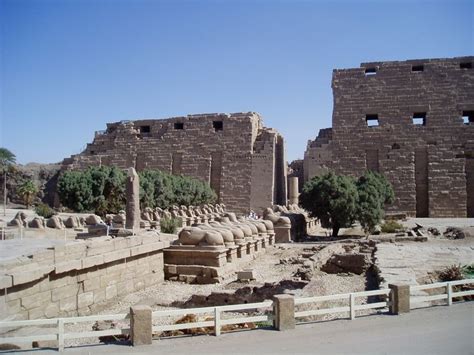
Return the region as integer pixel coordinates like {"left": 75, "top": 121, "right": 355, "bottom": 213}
{"left": 0, "top": 148, "right": 16, "bottom": 172}
{"left": 356, "top": 171, "right": 395, "bottom": 234}
{"left": 300, "top": 171, "right": 394, "bottom": 237}
{"left": 57, "top": 166, "right": 217, "bottom": 215}
{"left": 16, "top": 179, "right": 39, "bottom": 208}
{"left": 300, "top": 172, "right": 358, "bottom": 237}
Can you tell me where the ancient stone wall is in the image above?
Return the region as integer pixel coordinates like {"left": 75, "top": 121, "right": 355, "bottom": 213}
{"left": 62, "top": 112, "right": 287, "bottom": 214}
{"left": 0, "top": 236, "right": 168, "bottom": 320}
{"left": 304, "top": 57, "right": 474, "bottom": 217}
{"left": 303, "top": 128, "right": 333, "bottom": 183}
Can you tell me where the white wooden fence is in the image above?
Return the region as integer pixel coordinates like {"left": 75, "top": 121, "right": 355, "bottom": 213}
{"left": 410, "top": 279, "right": 474, "bottom": 308}
{"left": 152, "top": 301, "right": 273, "bottom": 336}
{"left": 0, "top": 279, "right": 472, "bottom": 351}
{"left": 0, "top": 313, "right": 129, "bottom": 351}
{"left": 295, "top": 288, "right": 391, "bottom": 320}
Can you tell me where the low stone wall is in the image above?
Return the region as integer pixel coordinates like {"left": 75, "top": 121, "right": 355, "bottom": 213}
{"left": 0, "top": 234, "right": 170, "bottom": 321}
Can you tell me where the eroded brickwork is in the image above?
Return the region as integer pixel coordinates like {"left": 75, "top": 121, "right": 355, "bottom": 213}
{"left": 304, "top": 57, "right": 474, "bottom": 217}
{"left": 62, "top": 112, "right": 287, "bottom": 213}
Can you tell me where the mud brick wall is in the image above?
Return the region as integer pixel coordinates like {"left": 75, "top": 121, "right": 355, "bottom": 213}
{"left": 62, "top": 112, "right": 287, "bottom": 214}
{"left": 304, "top": 57, "right": 474, "bottom": 217}
{"left": 0, "top": 236, "right": 169, "bottom": 321}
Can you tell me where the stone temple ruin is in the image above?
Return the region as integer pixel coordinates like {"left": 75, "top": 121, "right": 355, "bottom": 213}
{"left": 62, "top": 112, "right": 287, "bottom": 214}
{"left": 304, "top": 56, "right": 474, "bottom": 218}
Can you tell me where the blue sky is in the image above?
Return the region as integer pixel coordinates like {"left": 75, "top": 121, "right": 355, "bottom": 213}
{"left": 1, "top": 0, "right": 472, "bottom": 164}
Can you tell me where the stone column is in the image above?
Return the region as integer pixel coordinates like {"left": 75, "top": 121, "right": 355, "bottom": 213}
{"left": 389, "top": 284, "right": 410, "bottom": 314}
{"left": 130, "top": 305, "right": 152, "bottom": 346}
{"left": 288, "top": 177, "right": 299, "bottom": 205}
{"left": 273, "top": 294, "right": 295, "bottom": 331}
{"left": 125, "top": 167, "right": 140, "bottom": 231}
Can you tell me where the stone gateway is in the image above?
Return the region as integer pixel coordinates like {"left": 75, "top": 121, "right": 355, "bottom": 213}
{"left": 304, "top": 56, "right": 474, "bottom": 218}
{"left": 62, "top": 112, "right": 287, "bottom": 214}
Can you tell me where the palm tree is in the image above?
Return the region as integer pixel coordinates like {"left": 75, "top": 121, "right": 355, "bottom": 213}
{"left": 17, "top": 179, "right": 38, "bottom": 209}
{"left": 0, "top": 148, "right": 16, "bottom": 215}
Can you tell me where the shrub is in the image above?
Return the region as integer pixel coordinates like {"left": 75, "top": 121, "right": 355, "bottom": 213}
{"left": 57, "top": 166, "right": 217, "bottom": 215}
{"left": 438, "top": 265, "right": 463, "bottom": 282}
{"left": 356, "top": 171, "right": 395, "bottom": 235}
{"left": 380, "top": 220, "right": 404, "bottom": 233}
{"left": 160, "top": 217, "right": 181, "bottom": 234}
{"left": 300, "top": 172, "right": 358, "bottom": 237}
{"left": 35, "top": 203, "right": 55, "bottom": 218}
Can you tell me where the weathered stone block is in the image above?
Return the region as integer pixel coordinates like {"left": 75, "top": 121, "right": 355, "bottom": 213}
{"left": 130, "top": 305, "right": 152, "bottom": 346}
{"left": 273, "top": 294, "right": 295, "bottom": 331}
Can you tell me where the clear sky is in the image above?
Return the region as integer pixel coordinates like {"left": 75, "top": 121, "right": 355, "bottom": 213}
{"left": 1, "top": 0, "right": 472, "bottom": 164}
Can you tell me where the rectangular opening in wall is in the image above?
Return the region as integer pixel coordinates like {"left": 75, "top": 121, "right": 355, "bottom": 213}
{"left": 172, "top": 153, "right": 182, "bottom": 175}
{"left": 462, "top": 111, "right": 474, "bottom": 125}
{"left": 174, "top": 122, "right": 184, "bottom": 130}
{"left": 140, "top": 125, "right": 151, "bottom": 133}
{"left": 460, "top": 62, "right": 472, "bottom": 69}
{"left": 412, "top": 65, "right": 424, "bottom": 72}
{"left": 466, "top": 156, "right": 474, "bottom": 217}
{"left": 366, "top": 114, "right": 379, "bottom": 127}
{"left": 415, "top": 148, "right": 429, "bottom": 217}
{"left": 213, "top": 121, "right": 223, "bottom": 131}
{"left": 210, "top": 152, "right": 222, "bottom": 201}
{"left": 412, "top": 112, "right": 426, "bottom": 126}
{"left": 365, "top": 149, "right": 379, "bottom": 172}
{"left": 364, "top": 67, "right": 377, "bottom": 76}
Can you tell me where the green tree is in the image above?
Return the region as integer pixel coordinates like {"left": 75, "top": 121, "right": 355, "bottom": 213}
{"left": 0, "top": 148, "right": 16, "bottom": 170}
{"left": 356, "top": 171, "right": 395, "bottom": 234}
{"left": 0, "top": 148, "right": 16, "bottom": 215}
{"left": 300, "top": 172, "right": 358, "bottom": 237}
{"left": 57, "top": 166, "right": 217, "bottom": 214}
{"left": 17, "top": 179, "right": 39, "bottom": 208}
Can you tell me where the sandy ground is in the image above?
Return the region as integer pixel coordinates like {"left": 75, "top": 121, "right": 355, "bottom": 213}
{"left": 1, "top": 213, "right": 473, "bottom": 349}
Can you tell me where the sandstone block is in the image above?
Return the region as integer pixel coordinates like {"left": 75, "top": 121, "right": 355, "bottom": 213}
{"left": 105, "top": 284, "right": 117, "bottom": 300}
{"left": 130, "top": 305, "right": 152, "bottom": 346}
{"left": 55, "top": 260, "right": 82, "bottom": 274}
{"left": 59, "top": 295, "right": 77, "bottom": 312}
{"left": 78, "top": 291, "right": 94, "bottom": 308}
{"left": 82, "top": 255, "right": 104, "bottom": 269}
{"left": 52, "top": 284, "right": 78, "bottom": 302}
{"left": 273, "top": 294, "right": 295, "bottom": 331}
{"left": 0, "top": 275, "right": 12, "bottom": 289}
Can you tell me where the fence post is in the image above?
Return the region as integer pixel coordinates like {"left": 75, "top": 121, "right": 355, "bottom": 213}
{"left": 349, "top": 293, "right": 355, "bottom": 320}
{"left": 447, "top": 283, "right": 453, "bottom": 306}
{"left": 214, "top": 307, "right": 221, "bottom": 336}
{"left": 389, "top": 284, "right": 410, "bottom": 314}
{"left": 57, "top": 319, "right": 64, "bottom": 352}
{"left": 130, "top": 305, "right": 152, "bottom": 346}
{"left": 273, "top": 294, "right": 295, "bottom": 331}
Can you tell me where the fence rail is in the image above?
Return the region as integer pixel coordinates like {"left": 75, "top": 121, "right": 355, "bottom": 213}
{"left": 295, "top": 289, "right": 390, "bottom": 320}
{"left": 410, "top": 279, "right": 474, "bottom": 308}
{"left": 0, "top": 313, "right": 129, "bottom": 351}
{"left": 0, "top": 280, "right": 472, "bottom": 351}
{"left": 152, "top": 300, "right": 273, "bottom": 336}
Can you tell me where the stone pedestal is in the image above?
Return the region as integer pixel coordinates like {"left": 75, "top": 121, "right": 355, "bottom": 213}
{"left": 130, "top": 305, "right": 152, "bottom": 346}
{"left": 226, "top": 246, "right": 238, "bottom": 263}
{"left": 389, "top": 284, "right": 410, "bottom": 314}
{"left": 273, "top": 294, "right": 295, "bottom": 331}
{"left": 274, "top": 226, "right": 291, "bottom": 243}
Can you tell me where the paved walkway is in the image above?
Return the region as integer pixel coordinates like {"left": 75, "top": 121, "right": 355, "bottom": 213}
{"left": 14, "top": 302, "right": 473, "bottom": 355}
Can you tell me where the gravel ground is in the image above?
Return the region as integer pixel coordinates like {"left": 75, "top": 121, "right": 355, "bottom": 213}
{"left": 59, "top": 243, "right": 366, "bottom": 347}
